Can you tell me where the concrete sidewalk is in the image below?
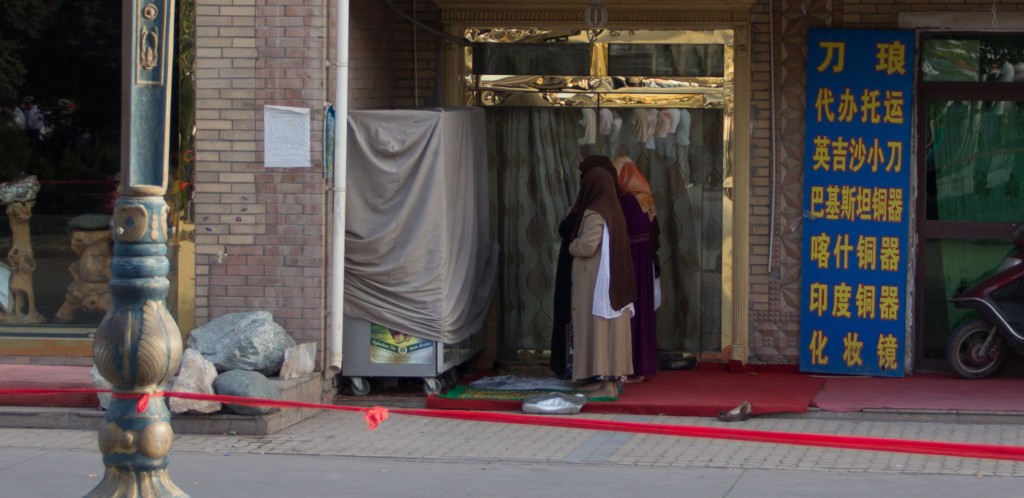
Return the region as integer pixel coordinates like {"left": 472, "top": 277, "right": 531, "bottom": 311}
{"left": 3, "top": 408, "right": 1024, "bottom": 497}
{"left": 6, "top": 446, "right": 1023, "bottom": 498}
{"left": 4, "top": 446, "right": 1023, "bottom": 498}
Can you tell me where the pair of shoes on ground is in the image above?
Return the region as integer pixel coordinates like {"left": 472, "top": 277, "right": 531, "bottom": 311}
{"left": 717, "top": 400, "right": 752, "bottom": 422}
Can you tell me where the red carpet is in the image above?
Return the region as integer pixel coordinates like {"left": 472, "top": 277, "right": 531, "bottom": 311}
{"left": 813, "top": 373, "right": 1024, "bottom": 413}
{"left": 8, "top": 363, "right": 1024, "bottom": 416}
{"left": 0, "top": 364, "right": 97, "bottom": 408}
{"left": 427, "top": 366, "right": 826, "bottom": 417}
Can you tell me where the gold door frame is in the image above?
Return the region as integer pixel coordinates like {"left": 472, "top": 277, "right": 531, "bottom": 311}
{"left": 433, "top": 0, "right": 753, "bottom": 362}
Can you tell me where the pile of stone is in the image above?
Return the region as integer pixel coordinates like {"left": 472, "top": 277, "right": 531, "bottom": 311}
{"left": 93, "top": 310, "right": 316, "bottom": 416}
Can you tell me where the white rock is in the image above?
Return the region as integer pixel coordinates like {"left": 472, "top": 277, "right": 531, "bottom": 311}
{"left": 279, "top": 342, "right": 316, "bottom": 380}
{"left": 169, "top": 349, "right": 222, "bottom": 414}
{"left": 90, "top": 364, "right": 111, "bottom": 411}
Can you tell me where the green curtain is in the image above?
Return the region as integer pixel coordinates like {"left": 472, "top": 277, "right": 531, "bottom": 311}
{"left": 931, "top": 100, "right": 1024, "bottom": 331}
{"left": 488, "top": 107, "right": 583, "bottom": 354}
{"left": 486, "top": 107, "right": 720, "bottom": 355}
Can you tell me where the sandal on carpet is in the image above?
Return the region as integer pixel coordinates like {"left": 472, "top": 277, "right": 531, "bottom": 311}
{"left": 717, "top": 400, "right": 753, "bottom": 422}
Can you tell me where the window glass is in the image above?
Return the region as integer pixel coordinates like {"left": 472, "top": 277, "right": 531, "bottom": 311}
{"left": 922, "top": 35, "right": 1024, "bottom": 83}
{"left": 0, "top": 1, "right": 121, "bottom": 329}
{"left": 473, "top": 43, "right": 592, "bottom": 76}
{"left": 925, "top": 100, "right": 1024, "bottom": 222}
{"left": 920, "top": 238, "right": 1010, "bottom": 359}
{"left": 608, "top": 44, "right": 724, "bottom": 77}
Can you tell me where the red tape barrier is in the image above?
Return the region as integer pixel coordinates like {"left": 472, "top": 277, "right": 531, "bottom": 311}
{"left": 4, "top": 387, "right": 1024, "bottom": 461}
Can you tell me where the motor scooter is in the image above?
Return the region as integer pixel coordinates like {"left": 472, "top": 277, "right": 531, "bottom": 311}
{"left": 946, "top": 226, "right": 1024, "bottom": 379}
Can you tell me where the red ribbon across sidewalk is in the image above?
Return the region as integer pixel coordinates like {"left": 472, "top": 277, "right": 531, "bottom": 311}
{"left": 4, "top": 387, "right": 1024, "bottom": 462}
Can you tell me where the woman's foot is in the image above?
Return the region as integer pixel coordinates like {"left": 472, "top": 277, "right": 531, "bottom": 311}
{"left": 585, "top": 380, "right": 620, "bottom": 399}
{"left": 625, "top": 375, "right": 645, "bottom": 384}
{"left": 573, "top": 380, "right": 604, "bottom": 392}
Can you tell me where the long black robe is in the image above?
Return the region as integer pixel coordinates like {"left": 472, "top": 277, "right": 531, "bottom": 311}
{"left": 550, "top": 211, "right": 579, "bottom": 379}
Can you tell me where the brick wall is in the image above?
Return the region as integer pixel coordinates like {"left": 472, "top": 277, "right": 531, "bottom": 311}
{"left": 193, "top": 0, "right": 439, "bottom": 371}
{"left": 194, "top": 0, "right": 326, "bottom": 350}
{"left": 345, "top": 0, "right": 440, "bottom": 108}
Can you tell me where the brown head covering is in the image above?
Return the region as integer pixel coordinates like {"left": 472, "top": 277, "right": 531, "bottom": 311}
{"left": 571, "top": 155, "right": 637, "bottom": 311}
{"left": 616, "top": 161, "right": 657, "bottom": 220}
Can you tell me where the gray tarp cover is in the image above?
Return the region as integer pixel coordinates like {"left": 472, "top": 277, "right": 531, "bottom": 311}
{"left": 344, "top": 108, "right": 497, "bottom": 344}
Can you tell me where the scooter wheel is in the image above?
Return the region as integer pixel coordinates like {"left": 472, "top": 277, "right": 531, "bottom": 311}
{"left": 945, "top": 319, "right": 1005, "bottom": 379}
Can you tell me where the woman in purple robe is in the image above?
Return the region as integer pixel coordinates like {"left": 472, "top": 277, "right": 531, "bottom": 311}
{"left": 613, "top": 156, "right": 660, "bottom": 382}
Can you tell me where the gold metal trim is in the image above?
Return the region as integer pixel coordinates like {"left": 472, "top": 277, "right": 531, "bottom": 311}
{"left": 442, "top": 11, "right": 750, "bottom": 24}
{"left": 478, "top": 75, "right": 726, "bottom": 93}
{"left": 478, "top": 90, "right": 725, "bottom": 108}
{"left": 465, "top": 28, "right": 735, "bottom": 45}
{"left": 601, "top": 93, "right": 720, "bottom": 108}
{"left": 592, "top": 43, "right": 608, "bottom": 76}
{"left": 169, "top": 223, "right": 195, "bottom": 339}
{"left": 479, "top": 91, "right": 598, "bottom": 107}
{"left": 0, "top": 326, "right": 95, "bottom": 338}
{"left": 435, "top": 0, "right": 753, "bottom": 361}
{"left": 0, "top": 336, "right": 94, "bottom": 356}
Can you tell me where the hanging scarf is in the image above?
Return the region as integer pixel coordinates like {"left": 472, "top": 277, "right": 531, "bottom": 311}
{"left": 571, "top": 155, "right": 637, "bottom": 311}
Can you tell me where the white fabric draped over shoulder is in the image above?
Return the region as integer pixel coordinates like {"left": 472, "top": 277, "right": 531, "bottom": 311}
{"left": 593, "top": 225, "right": 634, "bottom": 319}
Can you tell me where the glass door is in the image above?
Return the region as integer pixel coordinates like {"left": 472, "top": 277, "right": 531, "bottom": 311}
{"left": 916, "top": 34, "right": 1024, "bottom": 371}
{"left": 466, "top": 29, "right": 734, "bottom": 359}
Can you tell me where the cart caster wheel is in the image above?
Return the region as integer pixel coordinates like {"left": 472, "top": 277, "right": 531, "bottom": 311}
{"left": 441, "top": 368, "right": 459, "bottom": 387}
{"left": 350, "top": 377, "right": 371, "bottom": 396}
{"left": 423, "top": 377, "right": 443, "bottom": 395}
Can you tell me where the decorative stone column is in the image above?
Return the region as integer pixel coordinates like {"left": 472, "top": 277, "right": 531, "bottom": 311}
{"left": 86, "top": 1, "right": 186, "bottom": 497}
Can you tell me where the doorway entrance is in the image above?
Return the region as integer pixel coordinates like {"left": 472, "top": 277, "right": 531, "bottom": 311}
{"left": 916, "top": 33, "right": 1024, "bottom": 372}
{"left": 463, "top": 29, "right": 736, "bottom": 361}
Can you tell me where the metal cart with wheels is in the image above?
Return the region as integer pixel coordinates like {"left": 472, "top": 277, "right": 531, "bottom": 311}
{"left": 341, "top": 315, "right": 483, "bottom": 396}
{"left": 341, "top": 108, "right": 493, "bottom": 397}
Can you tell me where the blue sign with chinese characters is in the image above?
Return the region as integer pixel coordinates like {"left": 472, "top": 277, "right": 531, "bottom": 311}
{"left": 800, "top": 28, "right": 914, "bottom": 377}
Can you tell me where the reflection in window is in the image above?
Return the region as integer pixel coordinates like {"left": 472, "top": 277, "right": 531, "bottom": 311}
{"left": 473, "top": 43, "right": 592, "bottom": 76}
{"left": 0, "top": 0, "right": 121, "bottom": 328}
{"left": 608, "top": 44, "right": 724, "bottom": 78}
{"left": 926, "top": 100, "right": 1024, "bottom": 223}
{"left": 922, "top": 35, "right": 1024, "bottom": 83}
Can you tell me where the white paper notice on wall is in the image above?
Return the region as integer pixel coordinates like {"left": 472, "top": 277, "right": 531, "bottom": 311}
{"left": 264, "top": 105, "right": 311, "bottom": 168}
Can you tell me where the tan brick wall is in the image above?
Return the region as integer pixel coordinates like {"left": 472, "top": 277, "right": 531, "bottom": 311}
{"left": 347, "top": 0, "right": 398, "bottom": 108}
{"left": 343, "top": 0, "right": 440, "bottom": 109}
{"left": 193, "top": 0, "right": 440, "bottom": 366}
{"left": 195, "top": 0, "right": 329, "bottom": 346}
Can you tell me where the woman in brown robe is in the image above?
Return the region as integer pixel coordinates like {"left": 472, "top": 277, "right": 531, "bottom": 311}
{"left": 568, "top": 155, "right": 637, "bottom": 399}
